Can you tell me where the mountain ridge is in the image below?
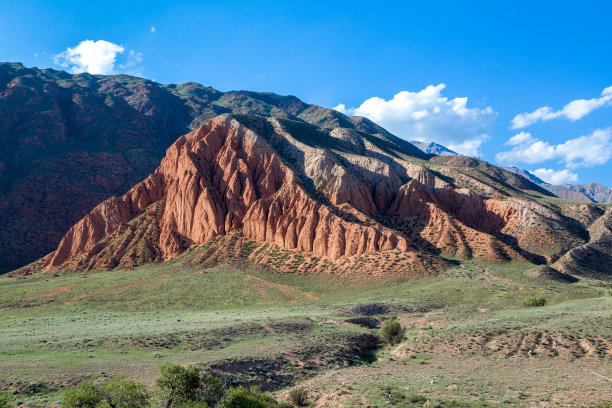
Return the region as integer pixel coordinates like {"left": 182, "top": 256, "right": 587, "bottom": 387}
{"left": 0, "top": 62, "right": 425, "bottom": 272}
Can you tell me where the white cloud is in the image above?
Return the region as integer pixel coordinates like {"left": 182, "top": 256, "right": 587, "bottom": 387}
{"left": 496, "top": 128, "right": 612, "bottom": 169}
{"left": 511, "top": 86, "right": 612, "bottom": 129}
{"left": 505, "top": 131, "right": 533, "bottom": 146}
{"left": 150, "top": 26, "right": 156, "bottom": 33}
{"left": 532, "top": 168, "right": 578, "bottom": 184}
{"left": 54, "top": 40, "right": 143, "bottom": 76}
{"left": 334, "top": 84, "right": 496, "bottom": 157}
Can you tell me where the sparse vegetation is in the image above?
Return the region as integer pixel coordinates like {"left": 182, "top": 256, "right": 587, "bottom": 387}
{"left": 1, "top": 260, "right": 609, "bottom": 407}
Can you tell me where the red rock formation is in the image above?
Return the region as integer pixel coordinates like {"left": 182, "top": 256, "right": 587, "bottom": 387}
{"left": 41, "top": 114, "right": 593, "bottom": 274}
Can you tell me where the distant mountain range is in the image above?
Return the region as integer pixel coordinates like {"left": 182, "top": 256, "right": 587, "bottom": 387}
{"left": 501, "top": 167, "right": 612, "bottom": 204}
{"left": 409, "top": 142, "right": 612, "bottom": 204}
{"left": 409, "top": 140, "right": 458, "bottom": 156}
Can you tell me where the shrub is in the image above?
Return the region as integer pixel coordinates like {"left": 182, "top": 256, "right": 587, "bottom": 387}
{"left": 156, "top": 363, "right": 202, "bottom": 408}
{"left": 522, "top": 297, "right": 547, "bottom": 307}
{"left": 288, "top": 387, "right": 308, "bottom": 407}
{"left": 380, "top": 317, "right": 405, "bottom": 346}
{"left": 61, "top": 381, "right": 102, "bottom": 408}
{"left": 221, "top": 386, "right": 278, "bottom": 408}
{"left": 592, "top": 401, "right": 612, "bottom": 408}
{"left": 98, "top": 377, "right": 150, "bottom": 408}
{"left": 62, "top": 378, "right": 150, "bottom": 408}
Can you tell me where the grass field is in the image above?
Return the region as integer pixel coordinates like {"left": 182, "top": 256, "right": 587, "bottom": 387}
{"left": 1, "top": 257, "right": 610, "bottom": 407}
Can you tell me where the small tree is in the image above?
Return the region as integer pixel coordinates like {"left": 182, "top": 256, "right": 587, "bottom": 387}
{"left": 380, "top": 317, "right": 405, "bottom": 346}
{"left": 156, "top": 363, "right": 202, "bottom": 408}
{"left": 221, "top": 386, "right": 278, "bottom": 408}
{"left": 62, "top": 381, "right": 102, "bottom": 408}
{"left": 98, "top": 377, "right": 150, "bottom": 408}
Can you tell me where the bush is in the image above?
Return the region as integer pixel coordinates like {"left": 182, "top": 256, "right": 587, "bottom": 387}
{"left": 592, "top": 401, "right": 612, "bottom": 408}
{"left": 156, "top": 363, "right": 203, "bottom": 408}
{"left": 221, "top": 386, "right": 278, "bottom": 408}
{"left": 62, "top": 378, "right": 150, "bottom": 408}
{"left": 522, "top": 296, "right": 547, "bottom": 307}
{"left": 62, "top": 381, "right": 102, "bottom": 408}
{"left": 288, "top": 387, "right": 308, "bottom": 407}
{"left": 98, "top": 377, "right": 150, "bottom": 408}
{"left": 380, "top": 317, "right": 405, "bottom": 346}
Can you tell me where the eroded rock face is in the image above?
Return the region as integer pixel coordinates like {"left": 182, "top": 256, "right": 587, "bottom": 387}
{"left": 41, "top": 114, "right": 597, "bottom": 275}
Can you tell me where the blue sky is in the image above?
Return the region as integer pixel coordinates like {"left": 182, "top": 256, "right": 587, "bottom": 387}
{"left": 2, "top": 0, "right": 611, "bottom": 186}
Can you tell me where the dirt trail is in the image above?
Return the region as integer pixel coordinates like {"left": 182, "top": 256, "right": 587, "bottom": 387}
{"left": 32, "top": 283, "right": 78, "bottom": 299}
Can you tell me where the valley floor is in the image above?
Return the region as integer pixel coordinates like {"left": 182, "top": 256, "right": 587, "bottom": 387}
{"left": 0, "top": 259, "right": 610, "bottom": 407}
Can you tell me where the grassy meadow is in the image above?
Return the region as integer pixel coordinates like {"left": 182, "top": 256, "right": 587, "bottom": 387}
{"left": 0, "top": 256, "right": 610, "bottom": 407}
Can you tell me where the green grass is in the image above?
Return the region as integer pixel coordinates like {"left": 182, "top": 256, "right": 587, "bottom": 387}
{"left": 0, "top": 258, "right": 610, "bottom": 407}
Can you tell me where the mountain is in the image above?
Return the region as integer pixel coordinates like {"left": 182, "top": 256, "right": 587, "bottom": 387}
{"left": 410, "top": 140, "right": 458, "bottom": 156}
{"left": 501, "top": 166, "right": 546, "bottom": 185}
{"left": 0, "top": 62, "right": 424, "bottom": 272}
{"left": 546, "top": 182, "right": 612, "bottom": 203}
{"left": 4, "top": 63, "right": 610, "bottom": 280}
{"left": 16, "top": 111, "right": 609, "bottom": 280}
{"left": 502, "top": 166, "right": 612, "bottom": 204}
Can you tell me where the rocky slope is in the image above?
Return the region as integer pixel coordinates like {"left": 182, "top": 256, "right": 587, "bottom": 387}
{"left": 0, "top": 62, "right": 424, "bottom": 272}
{"left": 553, "top": 206, "right": 612, "bottom": 279}
{"left": 22, "top": 113, "right": 609, "bottom": 280}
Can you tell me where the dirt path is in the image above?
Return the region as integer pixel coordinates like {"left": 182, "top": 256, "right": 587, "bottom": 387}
{"left": 32, "top": 283, "right": 78, "bottom": 299}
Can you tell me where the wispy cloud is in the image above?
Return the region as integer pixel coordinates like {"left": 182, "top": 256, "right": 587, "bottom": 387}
{"left": 334, "top": 84, "right": 496, "bottom": 157}
{"left": 54, "top": 40, "right": 143, "bottom": 75}
{"left": 511, "top": 86, "right": 612, "bottom": 129}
